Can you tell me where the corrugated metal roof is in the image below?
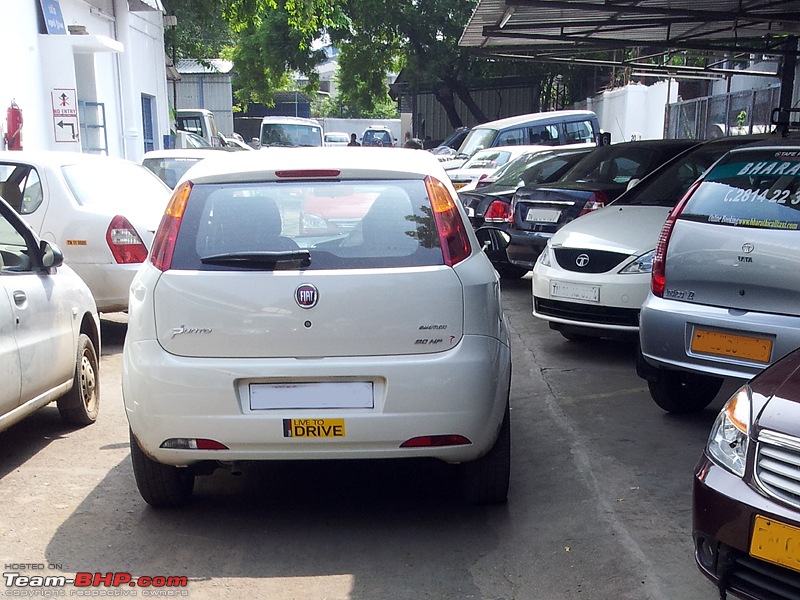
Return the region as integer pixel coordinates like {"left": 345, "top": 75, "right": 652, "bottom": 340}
{"left": 176, "top": 59, "right": 234, "bottom": 75}
{"left": 460, "top": 0, "right": 800, "bottom": 58}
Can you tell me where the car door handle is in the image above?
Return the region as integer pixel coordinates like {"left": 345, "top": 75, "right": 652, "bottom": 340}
{"left": 13, "top": 290, "right": 26, "bottom": 306}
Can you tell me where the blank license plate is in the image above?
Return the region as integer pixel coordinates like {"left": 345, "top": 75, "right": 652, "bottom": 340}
{"left": 250, "top": 382, "right": 374, "bottom": 410}
{"left": 551, "top": 281, "right": 600, "bottom": 302}
{"left": 526, "top": 208, "right": 561, "bottom": 223}
{"left": 283, "top": 418, "right": 345, "bottom": 438}
{"left": 750, "top": 515, "right": 800, "bottom": 573}
{"left": 691, "top": 329, "right": 772, "bottom": 363}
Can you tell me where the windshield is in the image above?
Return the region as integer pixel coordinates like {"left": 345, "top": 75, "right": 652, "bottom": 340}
{"left": 143, "top": 156, "right": 205, "bottom": 189}
{"left": 462, "top": 149, "right": 512, "bottom": 170}
{"left": 260, "top": 124, "right": 323, "bottom": 147}
{"left": 613, "top": 139, "right": 759, "bottom": 208}
{"left": 562, "top": 145, "right": 660, "bottom": 185}
{"left": 62, "top": 162, "right": 170, "bottom": 209}
{"left": 456, "top": 128, "right": 498, "bottom": 159}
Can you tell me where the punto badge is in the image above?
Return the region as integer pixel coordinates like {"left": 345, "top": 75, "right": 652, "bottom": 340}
{"left": 295, "top": 284, "right": 319, "bottom": 309}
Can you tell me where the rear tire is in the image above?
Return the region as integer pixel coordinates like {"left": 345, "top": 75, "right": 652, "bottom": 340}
{"left": 57, "top": 333, "right": 99, "bottom": 426}
{"left": 129, "top": 430, "right": 194, "bottom": 508}
{"left": 648, "top": 370, "right": 723, "bottom": 414}
{"left": 461, "top": 403, "right": 511, "bottom": 505}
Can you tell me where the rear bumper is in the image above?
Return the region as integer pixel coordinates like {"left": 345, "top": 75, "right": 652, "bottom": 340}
{"left": 694, "top": 454, "right": 800, "bottom": 600}
{"left": 69, "top": 262, "right": 140, "bottom": 313}
{"left": 639, "top": 294, "right": 800, "bottom": 380}
{"left": 123, "top": 335, "right": 511, "bottom": 466}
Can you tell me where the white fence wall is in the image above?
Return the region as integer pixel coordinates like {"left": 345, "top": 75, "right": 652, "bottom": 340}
{"left": 577, "top": 81, "right": 678, "bottom": 142}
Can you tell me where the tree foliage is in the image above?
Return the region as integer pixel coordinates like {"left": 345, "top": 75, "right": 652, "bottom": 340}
{"left": 163, "top": 0, "right": 592, "bottom": 125}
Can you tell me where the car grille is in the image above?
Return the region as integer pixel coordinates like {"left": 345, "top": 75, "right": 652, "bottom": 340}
{"left": 727, "top": 550, "right": 800, "bottom": 600}
{"left": 535, "top": 298, "right": 640, "bottom": 327}
{"left": 553, "top": 248, "right": 630, "bottom": 273}
{"left": 755, "top": 431, "right": 800, "bottom": 510}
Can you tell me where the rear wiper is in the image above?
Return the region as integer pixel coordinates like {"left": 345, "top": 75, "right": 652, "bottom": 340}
{"left": 201, "top": 250, "right": 311, "bottom": 270}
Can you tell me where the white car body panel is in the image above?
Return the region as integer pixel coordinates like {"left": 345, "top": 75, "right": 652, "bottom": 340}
{"left": 0, "top": 151, "right": 171, "bottom": 312}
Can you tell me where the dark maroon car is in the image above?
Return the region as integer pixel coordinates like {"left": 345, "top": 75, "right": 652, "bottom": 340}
{"left": 694, "top": 347, "right": 800, "bottom": 599}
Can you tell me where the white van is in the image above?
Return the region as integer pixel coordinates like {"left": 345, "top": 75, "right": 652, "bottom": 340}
{"left": 258, "top": 116, "right": 323, "bottom": 148}
{"left": 175, "top": 109, "right": 223, "bottom": 147}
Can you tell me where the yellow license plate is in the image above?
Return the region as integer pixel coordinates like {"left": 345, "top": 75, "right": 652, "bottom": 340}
{"left": 750, "top": 515, "right": 800, "bottom": 573}
{"left": 691, "top": 328, "right": 772, "bottom": 363}
{"left": 283, "top": 418, "right": 345, "bottom": 438}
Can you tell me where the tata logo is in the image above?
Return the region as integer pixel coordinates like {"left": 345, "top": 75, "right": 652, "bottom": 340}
{"left": 575, "top": 253, "right": 590, "bottom": 268}
{"left": 742, "top": 243, "right": 754, "bottom": 253}
{"left": 295, "top": 284, "right": 319, "bottom": 309}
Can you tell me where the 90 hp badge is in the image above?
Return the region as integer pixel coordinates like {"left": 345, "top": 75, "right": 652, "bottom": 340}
{"left": 295, "top": 283, "right": 319, "bottom": 309}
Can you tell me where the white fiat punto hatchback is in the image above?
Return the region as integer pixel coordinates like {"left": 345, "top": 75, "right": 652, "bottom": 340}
{"left": 123, "top": 147, "right": 512, "bottom": 507}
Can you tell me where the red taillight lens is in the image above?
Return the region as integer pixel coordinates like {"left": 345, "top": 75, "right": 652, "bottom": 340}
{"left": 484, "top": 200, "right": 511, "bottom": 223}
{"left": 400, "top": 434, "right": 471, "bottom": 448}
{"left": 578, "top": 190, "right": 608, "bottom": 217}
{"left": 106, "top": 215, "right": 148, "bottom": 264}
{"left": 651, "top": 181, "right": 699, "bottom": 297}
{"left": 150, "top": 181, "right": 192, "bottom": 272}
{"left": 425, "top": 176, "right": 471, "bottom": 266}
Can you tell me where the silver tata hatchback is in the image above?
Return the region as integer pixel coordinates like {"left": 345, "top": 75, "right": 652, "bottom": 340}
{"left": 123, "top": 147, "right": 512, "bottom": 507}
{"left": 639, "top": 137, "right": 800, "bottom": 414}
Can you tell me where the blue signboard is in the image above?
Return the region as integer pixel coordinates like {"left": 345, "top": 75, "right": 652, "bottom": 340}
{"left": 40, "top": 0, "right": 67, "bottom": 35}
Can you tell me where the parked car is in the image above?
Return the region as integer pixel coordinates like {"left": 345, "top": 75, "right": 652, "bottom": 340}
{"left": 459, "top": 146, "right": 595, "bottom": 278}
{"left": 505, "top": 139, "right": 700, "bottom": 271}
{"left": 447, "top": 144, "right": 553, "bottom": 191}
{"left": 694, "top": 346, "right": 800, "bottom": 600}
{"left": 142, "top": 148, "right": 225, "bottom": 189}
{"left": 0, "top": 151, "right": 172, "bottom": 312}
{"left": 531, "top": 134, "right": 774, "bottom": 342}
{"left": 123, "top": 147, "right": 512, "bottom": 507}
{"left": 430, "top": 127, "right": 471, "bottom": 161}
{"left": 361, "top": 125, "right": 396, "bottom": 147}
{"left": 0, "top": 194, "right": 100, "bottom": 434}
{"left": 324, "top": 132, "right": 350, "bottom": 147}
{"left": 638, "top": 136, "right": 800, "bottom": 414}
{"left": 259, "top": 116, "right": 323, "bottom": 148}
{"left": 443, "top": 110, "right": 600, "bottom": 170}
{"left": 221, "top": 135, "right": 255, "bottom": 151}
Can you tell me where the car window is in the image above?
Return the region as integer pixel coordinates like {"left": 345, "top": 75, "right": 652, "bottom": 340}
{"left": 0, "top": 210, "right": 32, "bottom": 272}
{"left": 564, "top": 120, "right": 596, "bottom": 143}
{"left": 496, "top": 129, "right": 524, "bottom": 146}
{"left": 0, "top": 164, "right": 43, "bottom": 214}
{"left": 458, "top": 128, "right": 498, "bottom": 158}
{"left": 463, "top": 150, "right": 511, "bottom": 170}
{"left": 261, "top": 124, "right": 323, "bottom": 147}
{"left": 143, "top": 156, "right": 204, "bottom": 189}
{"left": 171, "top": 180, "right": 446, "bottom": 270}
{"left": 61, "top": 161, "right": 169, "bottom": 210}
{"left": 682, "top": 149, "right": 800, "bottom": 230}
{"left": 566, "top": 146, "right": 660, "bottom": 184}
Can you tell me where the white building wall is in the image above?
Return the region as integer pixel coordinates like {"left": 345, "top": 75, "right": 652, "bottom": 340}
{"left": 0, "top": 1, "right": 168, "bottom": 161}
{"left": 579, "top": 80, "right": 677, "bottom": 142}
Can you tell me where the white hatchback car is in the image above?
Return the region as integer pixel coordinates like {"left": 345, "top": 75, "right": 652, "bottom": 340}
{"left": 0, "top": 194, "right": 100, "bottom": 433}
{"left": 123, "top": 147, "right": 512, "bottom": 507}
{"left": 0, "top": 151, "right": 172, "bottom": 312}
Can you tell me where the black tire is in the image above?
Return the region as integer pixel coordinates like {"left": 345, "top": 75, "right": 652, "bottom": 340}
{"left": 461, "top": 403, "right": 511, "bottom": 505}
{"left": 129, "top": 430, "right": 194, "bottom": 508}
{"left": 648, "top": 370, "right": 724, "bottom": 414}
{"left": 496, "top": 264, "right": 529, "bottom": 280}
{"left": 57, "top": 333, "right": 99, "bottom": 426}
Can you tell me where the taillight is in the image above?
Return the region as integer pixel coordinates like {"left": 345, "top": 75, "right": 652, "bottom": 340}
{"left": 150, "top": 181, "right": 192, "bottom": 272}
{"left": 106, "top": 216, "right": 148, "bottom": 264}
{"left": 651, "top": 181, "right": 700, "bottom": 297}
{"left": 425, "top": 176, "right": 471, "bottom": 266}
{"left": 484, "top": 200, "right": 511, "bottom": 223}
{"left": 578, "top": 190, "right": 608, "bottom": 217}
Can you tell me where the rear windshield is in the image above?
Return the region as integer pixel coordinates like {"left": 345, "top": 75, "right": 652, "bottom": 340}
{"left": 682, "top": 149, "right": 800, "bottom": 230}
{"left": 171, "top": 179, "right": 446, "bottom": 270}
{"left": 61, "top": 162, "right": 170, "bottom": 209}
{"left": 260, "top": 124, "right": 323, "bottom": 147}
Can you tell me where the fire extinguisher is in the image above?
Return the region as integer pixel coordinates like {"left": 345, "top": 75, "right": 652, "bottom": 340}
{"left": 6, "top": 100, "right": 23, "bottom": 151}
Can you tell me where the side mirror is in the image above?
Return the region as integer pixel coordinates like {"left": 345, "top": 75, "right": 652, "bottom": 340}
{"left": 626, "top": 178, "right": 641, "bottom": 191}
{"left": 40, "top": 240, "right": 64, "bottom": 271}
